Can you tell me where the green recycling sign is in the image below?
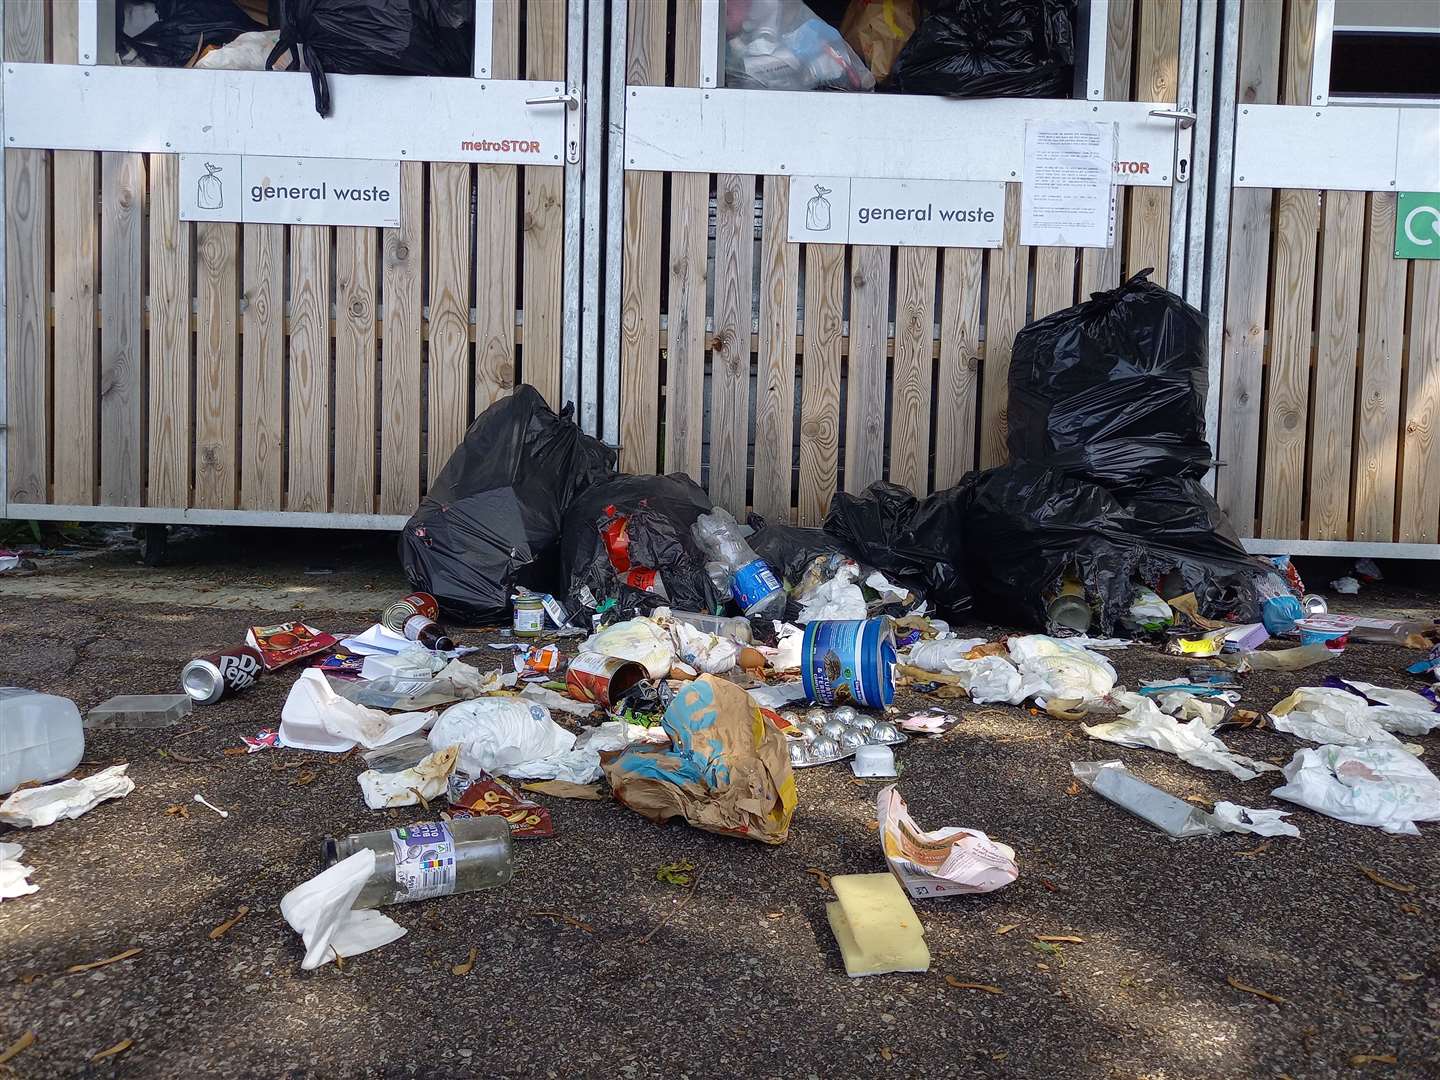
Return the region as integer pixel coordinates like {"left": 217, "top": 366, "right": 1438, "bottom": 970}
{"left": 1396, "top": 193, "right": 1440, "bottom": 260}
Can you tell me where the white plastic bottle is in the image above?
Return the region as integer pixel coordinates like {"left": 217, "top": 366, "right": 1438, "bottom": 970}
{"left": 0, "top": 688, "right": 85, "bottom": 794}
{"left": 690, "top": 509, "right": 786, "bottom": 617}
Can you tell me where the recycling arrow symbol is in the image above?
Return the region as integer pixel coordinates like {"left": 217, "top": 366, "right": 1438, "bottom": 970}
{"left": 1404, "top": 204, "right": 1440, "bottom": 247}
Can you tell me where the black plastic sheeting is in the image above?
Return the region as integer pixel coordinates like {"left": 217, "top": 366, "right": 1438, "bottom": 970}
{"left": 886, "top": 0, "right": 1075, "bottom": 98}
{"left": 268, "top": 0, "right": 473, "bottom": 116}
{"left": 398, "top": 387, "right": 616, "bottom": 624}
{"left": 559, "top": 474, "right": 721, "bottom": 618}
{"left": 961, "top": 465, "right": 1265, "bottom": 635}
{"left": 1008, "top": 269, "right": 1212, "bottom": 487}
{"left": 824, "top": 482, "right": 974, "bottom": 618}
{"left": 121, "top": 0, "right": 263, "bottom": 67}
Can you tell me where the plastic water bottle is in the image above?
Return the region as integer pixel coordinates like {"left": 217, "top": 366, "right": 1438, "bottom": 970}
{"left": 321, "top": 816, "right": 513, "bottom": 910}
{"left": 690, "top": 509, "right": 785, "bottom": 617}
{"left": 659, "top": 607, "right": 754, "bottom": 644}
{"left": 0, "top": 688, "right": 85, "bottom": 795}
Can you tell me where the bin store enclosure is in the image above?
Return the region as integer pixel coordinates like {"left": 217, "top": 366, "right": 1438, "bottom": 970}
{"left": 4, "top": 0, "right": 1440, "bottom": 559}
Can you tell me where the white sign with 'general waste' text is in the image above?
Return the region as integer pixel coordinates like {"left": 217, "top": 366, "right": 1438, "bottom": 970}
{"left": 787, "top": 177, "right": 1006, "bottom": 247}
{"left": 180, "top": 154, "right": 401, "bottom": 228}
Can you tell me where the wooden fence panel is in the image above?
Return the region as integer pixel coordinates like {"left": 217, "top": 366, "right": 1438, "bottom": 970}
{"left": 99, "top": 152, "right": 146, "bottom": 508}
{"left": 147, "top": 156, "right": 192, "bottom": 508}
{"left": 194, "top": 223, "right": 239, "bottom": 509}
{"left": 334, "top": 227, "right": 378, "bottom": 515}
{"left": 474, "top": 0, "right": 520, "bottom": 415}
{"left": 934, "top": 248, "right": 982, "bottom": 489}
{"left": 241, "top": 224, "right": 285, "bottom": 510}
{"left": 1125, "top": 0, "right": 1180, "bottom": 285}
{"left": 1353, "top": 193, "right": 1406, "bottom": 543}
{"left": 890, "top": 246, "right": 936, "bottom": 495}
{"left": 288, "top": 225, "right": 332, "bottom": 513}
{"left": 427, "top": 162, "right": 474, "bottom": 472}
{"left": 846, "top": 245, "right": 890, "bottom": 492}
{"left": 752, "top": 177, "right": 799, "bottom": 521}
{"left": 980, "top": 186, "right": 1027, "bottom": 470}
{"left": 798, "top": 245, "right": 844, "bottom": 526}
{"left": 522, "top": 0, "right": 565, "bottom": 408}
{"left": 379, "top": 162, "right": 423, "bottom": 515}
{"left": 1399, "top": 261, "right": 1440, "bottom": 544}
{"left": 711, "top": 173, "right": 757, "bottom": 515}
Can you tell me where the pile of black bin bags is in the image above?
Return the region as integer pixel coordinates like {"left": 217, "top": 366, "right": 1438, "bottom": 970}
{"left": 400, "top": 273, "right": 1266, "bottom": 634}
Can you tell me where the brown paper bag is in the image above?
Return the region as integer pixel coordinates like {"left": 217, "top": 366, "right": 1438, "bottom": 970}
{"left": 841, "top": 0, "right": 919, "bottom": 84}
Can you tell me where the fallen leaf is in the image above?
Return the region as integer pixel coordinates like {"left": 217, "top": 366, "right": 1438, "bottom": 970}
{"left": 66, "top": 948, "right": 142, "bottom": 975}
{"left": 208, "top": 906, "right": 249, "bottom": 941}
{"left": 765, "top": 910, "right": 784, "bottom": 920}
{"left": 17, "top": 973, "right": 42, "bottom": 985}
{"left": 1399, "top": 903, "right": 1420, "bottom": 915}
{"left": 164, "top": 804, "right": 190, "bottom": 819}
{"left": 451, "top": 947, "right": 478, "bottom": 976}
{"left": 1349, "top": 1053, "right": 1397, "bottom": 1067}
{"left": 1234, "top": 840, "right": 1272, "bottom": 858}
{"left": 1064, "top": 780, "right": 1081, "bottom": 797}
{"left": 292, "top": 768, "right": 319, "bottom": 787}
{"left": 657, "top": 860, "right": 696, "bottom": 887}
{"left": 1030, "top": 941, "right": 1061, "bottom": 956}
{"left": 991, "top": 1052, "right": 1009, "bottom": 1063}
{"left": 880, "top": 1047, "right": 892, "bottom": 1062}
{"left": 1357, "top": 865, "right": 1416, "bottom": 894}
{"left": 0, "top": 1032, "right": 35, "bottom": 1067}
{"left": 222, "top": 746, "right": 249, "bottom": 757}
{"left": 996, "top": 924, "right": 1021, "bottom": 936}
{"left": 521, "top": 780, "right": 604, "bottom": 800}
{"left": 1038, "top": 878, "right": 1059, "bottom": 893}
{"left": 866, "top": 820, "right": 880, "bottom": 831}
{"left": 1035, "top": 935, "right": 1084, "bottom": 944}
{"left": 1226, "top": 974, "right": 1287, "bottom": 1005}
{"left": 407, "top": 785, "right": 431, "bottom": 810}
{"left": 1184, "top": 795, "right": 1212, "bottom": 806}
{"left": 805, "top": 867, "right": 832, "bottom": 892}
{"left": 89, "top": 1039, "right": 133, "bottom": 1063}
{"left": 1396, "top": 973, "right": 1422, "bottom": 982}
{"left": 945, "top": 977, "right": 1003, "bottom": 995}
{"left": 165, "top": 751, "right": 207, "bottom": 765}
{"left": 332, "top": 952, "right": 346, "bottom": 970}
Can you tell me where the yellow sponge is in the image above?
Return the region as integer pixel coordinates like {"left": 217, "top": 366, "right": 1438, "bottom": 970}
{"left": 827, "top": 873, "right": 930, "bottom": 977}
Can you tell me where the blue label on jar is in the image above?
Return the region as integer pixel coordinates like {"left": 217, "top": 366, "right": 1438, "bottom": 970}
{"left": 731, "top": 559, "right": 781, "bottom": 612}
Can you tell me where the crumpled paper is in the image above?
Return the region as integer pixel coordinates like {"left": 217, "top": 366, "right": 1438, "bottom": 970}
{"left": 1271, "top": 743, "right": 1440, "bottom": 835}
{"left": 0, "top": 764, "right": 135, "bottom": 828}
{"left": 1210, "top": 801, "right": 1300, "bottom": 837}
{"left": 909, "top": 635, "right": 1115, "bottom": 706}
{"left": 876, "top": 784, "right": 1018, "bottom": 897}
{"left": 797, "top": 564, "right": 867, "bottom": 623}
{"left": 0, "top": 841, "right": 38, "bottom": 900}
{"left": 427, "top": 698, "right": 577, "bottom": 777}
{"left": 581, "top": 618, "right": 675, "bottom": 679}
{"left": 357, "top": 745, "right": 460, "bottom": 809}
{"left": 604, "top": 674, "right": 797, "bottom": 844}
{"left": 279, "top": 668, "right": 435, "bottom": 752}
{"left": 280, "top": 849, "right": 406, "bottom": 969}
{"left": 1084, "top": 694, "right": 1277, "bottom": 781}
{"left": 670, "top": 620, "right": 741, "bottom": 674}
{"left": 1269, "top": 686, "right": 1435, "bottom": 750}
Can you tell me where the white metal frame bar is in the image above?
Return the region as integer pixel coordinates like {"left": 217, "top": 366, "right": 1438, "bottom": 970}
{"left": 561, "top": 0, "right": 584, "bottom": 411}
{"left": 1075, "top": 0, "right": 1109, "bottom": 100}
{"left": 1233, "top": 103, "right": 1440, "bottom": 190}
{"left": 602, "top": 0, "right": 628, "bottom": 446}
{"left": 1311, "top": 0, "right": 1335, "bottom": 105}
{"left": 0, "top": 0, "right": 7, "bottom": 522}
{"left": 579, "top": 0, "right": 604, "bottom": 435}
{"left": 1166, "top": 0, "right": 1199, "bottom": 289}
{"left": 1203, "top": 0, "right": 1240, "bottom": 499}
{"left": 1184, "top": 0, "right": 1217, "bottom": 310}
{"left": 472, "top": 0, "right": 494, "bottom": 77}
{"left": 700, "top": 0, "right": 723, "bottom": 89}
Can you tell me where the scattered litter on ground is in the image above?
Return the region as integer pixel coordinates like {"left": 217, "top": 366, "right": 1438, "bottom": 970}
{"left": 0, "top": 842, "right": 37, "bottom": 901}
{"left": 1272, "top": 744, "right": 1440, "bottom": 835}
{"left": 1072, "top": 761, "right": 1298, "bottom": 839}
{"left": 209, "top": 905, "right": 250, "bottom": 941}
{"left": 875, "top": 785, "right": 1017, "bottom": 896}
{"left": 0, "top": 764, "right": 134, "bottom": 827}
{"left": 828, "top": 872, "right": 930, "bottom": 977}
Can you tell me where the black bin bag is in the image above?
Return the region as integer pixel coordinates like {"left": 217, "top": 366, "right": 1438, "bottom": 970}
{"left": 121, "top": 0, "right": 264, "bottom": 67}
{"left": 962, "top": 464, "right": 1266, "bottom": 635}
{"left": 1008, "top": 269, "right": 1212, "bottom": 487}
{"left": 559, "top": 474, "right": 720, "bottom": 617}
{"left": 268, "top": 0, "right": 473, "bottom": 116}
{"left": 885, "top": 0, "right": 1075, "bottom": 98}
{"left": 824, "top": 482, "right": 973, "bottom": 617}
{"left": 398, "top": 386, "right": 617, "bottom": 624}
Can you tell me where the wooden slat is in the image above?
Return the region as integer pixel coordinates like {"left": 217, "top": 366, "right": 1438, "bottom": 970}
{"left": 672, "top": 0, "right": 701, "bottom": 82}
{"left": 380, "top": 161, "right": 423, "bottom": 513}
{"left": 522, "top": 0, "right": 565, "bottom": 407}
{"left": 334, "top": 227, "right": 378, "bottom": 515}
{"left": 1353, "top": 193, "right": 1406, "bottom": 543}
{"left": 1282, "top": 0, "right": 1316, "bottom": 106}
{"left": 241, "top": 224, "right": 285, "bottom": 509}
{"left": 1399, "top": 261, "right": 1440, "bottom": 543}
{"left": 1080, "top": 0, "right": 1134, "bottom": 295}
{"left": 799, "top": 244, "right": 845, "bottom": 525}
{"left": 618, "top": 170, "right": 663, "bottom": 472}
{"left": 146, "top": 156, "right": 191, "bottom": 508}
{"left": 889, "top": 246, "right": 936, "bottom": 495}
{"left": 1032, "top": 247, "right": 1076, "bottom": 319}
{"left": 1306, "top": 190, "right": 1363, "bottom": 540}
{"left": 473, "top": 0, "right": 520, "bottom": 413}
{"left": 752, "top": 176, "right": 799, "bottom": 521}
{"left": 52, "top": 150, "right": 97, "bottom": 505}
{"left": 935, "top": 248, "right": 982, "bottom": 489}
{"left": 980, "top": 184, "right": 1027, "bottom": 469}
{"left": 193, "top": 222, "right": 238, "bottom": 509}
{"left": 1259, "top": 187, "right": 1318, "bottom": 538}
{"left": 1215, "top": 0, "right": 1282, "bottom": 534}
{"left": 845, "top": 245, "right": 889, "bottom": 492}
{"left": 710, "top": 173, "right": 757, "bottom": 515}
{"left": 427, "top": 162, "right": 473, "bottom": 472}
{"left": 665, "top": 171, "right": 709, "bottom": 481}
{"left": 99, "top": 153, "right": 145, "bottom": 507}
{"left": 288, "top": 225, "right": 332, "bottom": 513}
{"left": 1124, "top": 0, "right": 1181, "bottom": 286}
{"left": 4, "top": 1, "right": 49, "bottom": 504}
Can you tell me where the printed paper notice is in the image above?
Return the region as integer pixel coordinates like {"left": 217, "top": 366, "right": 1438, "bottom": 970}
{"left": 1020, "top": 120, "right": 1115, "bottom": 248}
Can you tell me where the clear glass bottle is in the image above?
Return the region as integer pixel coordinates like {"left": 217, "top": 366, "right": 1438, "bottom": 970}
{"left": 322, "top": 816, "right": 513, "bottom": 910}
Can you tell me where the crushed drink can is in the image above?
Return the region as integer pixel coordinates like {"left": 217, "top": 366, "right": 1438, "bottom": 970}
{"left": 381, "top": 592, "right": 439, "bottom": 634}
{"left": 181, "top": 646, "right": 265, "bottom": 705}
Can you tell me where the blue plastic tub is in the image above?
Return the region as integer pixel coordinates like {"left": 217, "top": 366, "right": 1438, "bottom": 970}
{"left": 801, "top": 618, "right": 897, "bottom": 708}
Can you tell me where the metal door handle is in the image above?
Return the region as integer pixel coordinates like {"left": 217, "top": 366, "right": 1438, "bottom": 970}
{"left": 1148, "top": 108, "right": 1196, "bottom": 129}
{"left": 526, "top": 93, "right": 580, "bottom": 111}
